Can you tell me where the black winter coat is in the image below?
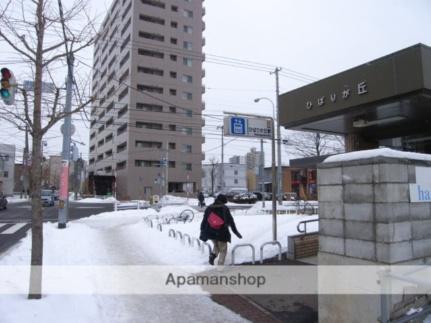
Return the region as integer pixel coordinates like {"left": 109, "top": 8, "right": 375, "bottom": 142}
{"left": 200, "top": 202, "right": 241, "bottom": 243}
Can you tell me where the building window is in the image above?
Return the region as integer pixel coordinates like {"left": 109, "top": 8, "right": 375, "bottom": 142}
{"left": 97, "top": 154, "right": 103, "bottom": 161}
{"left": 182, "top": 127, "right": 192, "bottom": 135}
{"left": 183, "top": 41, "right": 192, "bottom": 50}
{"left": 169, "top": 106, "right": 176, "bottom": 113}
{"left": 170, "top": 21, "right": 178, "bottom": 28}
{"left": 116, "top": 161, "right": 126, "bottom": 170}
{"left": 168, "top": 124, "right": 176, "bottom": 131}
{"left": 121, "top": 34, "right": 130, "bottom": 51}
{"left": 171, "top": 5, "right": 178, "bottom": 12}
{"left": 121, "top": 17, "right": 131, "bottom": 35}
{"left": 169, "top": 161, "right": 176, "bottom": 168}
{"left": 139, "top": 14, "right": 165, "bottom": 25}
{"left": 98, "top": 139, "right": 104, "bottom": 147}
{"left": 183, "top": 25, "right": 193, "bottom": 34}
{"left": 90, "top": 145, "right": 95, "bottom": 152}
{"left": 117, "top": 123, "right": 127, "bottom": 135}
{"left": 135, "top": 141, "right": 162, "bottom": 148}
{"left": 137, "top": 66, "right": 164, "bottom": 76}
{"left": 138, "top": 49, "right": 164, "bottom": 59}
{"left": 183, "top": 162, "right": 192, "bottom": 171}
{"left": 98, "top": 124, "right": 105, "bottom": 133}
{"left": 119, "top": 51, "right": 130, "bottom": 67}
{"left": 136, "top": 121, "right": 163, "bottom": 130}
{"left": 118, "top": 87, "right": 128, "bottom": 101}
{"left": 183, "top": 57, "right": 192, "bottom": 67}
{"left": 137, "top": 84, "right": 164, "bottom": 94}
{"left": 141, "top": 0, "right": 165, "bottom": 9}
{"left": 117, "top": 141, "right": 127, "bottom": 153}
{"left": 181, "top": 75, "right": 192, "bottom": 83}
{"left": 183, "top": 9, "right": 193, "bottom": 18}
{"left": 169, "top": 71, "right": 177, "bottom": 79}
{"left": 234, "top": 179, "right": 238, "bottom": 184}
{"left": 169, "top": 89, "right": 177, "bottom": 96}
{"left": 105, "top": 150, "right": 113, "bottom": 158}
{"left": 136, "top": 103, "right": 163, "bottom": 112}
{"left": 139, "top": 31, "right": 164, "bottom": 42}
{"left": 170, "top": 38, "right": 177, "bottom": 45}
{"left": 182, "top": 144, "right": 192, "bottom": 153}
{"left": 170, "top": 54, "right": 177, "bottom": 61}
{"left": 169, "top": 142, "right": 176, "bottom": 149}
{"left": 119, "top": 69, "right": 129, "bottom": 84}
{"left": 186, "top": 109, "right": 192, "bottom": 117}
{"left": 106, "top": 117, "right": 114, "bottom": 127}
{"left": 105, "top": 133, "right": 113, "bottom": 142}
{"left": 118, "top": 104, "right": 128, "bottom": 118}
{"left": 182, "top": 92, "right": 192, "bottom": 100}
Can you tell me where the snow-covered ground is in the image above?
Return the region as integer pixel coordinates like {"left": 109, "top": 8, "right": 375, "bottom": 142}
{"left": 0, "top": 197, "right": 318, "bottom": 323}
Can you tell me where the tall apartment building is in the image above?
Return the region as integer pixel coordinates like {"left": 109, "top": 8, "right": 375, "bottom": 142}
{"left": 89, "top": 0, "right": 205, "bottom": 199}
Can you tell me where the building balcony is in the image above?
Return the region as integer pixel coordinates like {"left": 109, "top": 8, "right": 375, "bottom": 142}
{"left": 202, "top": 68, "right": 205, "bottom": 78}
{"left": 201, "top": 152, "right": 205, "bottom": 160}
{"left": 202, "top": 85, "right": 205, "bottom": 94}
{"left": 202, "top": 136, "right": 205, "bottom": 144}
{"left": 202, "top": 37, "right": 206, "bottom": 47}
{"left": 202, "top": 21, "right": 206, "bottom": 31}
{"left": 202, "top": 118, "right": 205, "bottom": 127}
{"left": 202, "top": 7, "right": 206, "bottom": 16}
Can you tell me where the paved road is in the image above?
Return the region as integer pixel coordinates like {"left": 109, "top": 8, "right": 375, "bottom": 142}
{"left": 0, "top": 201, "right": 114, "bottom": 254}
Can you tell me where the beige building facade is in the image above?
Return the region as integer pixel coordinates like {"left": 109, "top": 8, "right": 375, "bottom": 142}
{"left": 89, "top": 0, "right": 205, "bottom": 199}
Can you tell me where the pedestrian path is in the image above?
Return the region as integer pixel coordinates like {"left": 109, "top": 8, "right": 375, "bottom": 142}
{"left": 0, "top": 223, "right": 30, "bottom": 235}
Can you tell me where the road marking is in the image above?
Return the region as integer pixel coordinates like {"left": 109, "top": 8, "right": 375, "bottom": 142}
{"left": 1, "top": 223, "right": 28, "bottom": 234}
{"left": 0, "top": 223, "right": 9, "bottom": 231}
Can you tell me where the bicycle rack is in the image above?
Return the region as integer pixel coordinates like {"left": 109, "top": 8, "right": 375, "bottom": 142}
{"left": 156, "top": 223, "right": 162, "bottom": 232}
{"left": 260, "top": 241, "right": 282, "bottom": 264}
{"left": 201, "top": 242, "right": 212, "bottom": 255}
{"left": 231, "top": 244, "right": 255, "bottom": 265}
{"left": 182, "top": 233, "right": 192, "bottom": 246}
{"left": 297, "top": 218, "right": 319, "bottom": 234}
{"left": 168, "top": 229, "right": 176, "bottom": 238}
{"left": 175, "top": 231, "right": 183, "bottom": 240}
{"left": 192, "top": 237, "right": 201, "bottom": 249}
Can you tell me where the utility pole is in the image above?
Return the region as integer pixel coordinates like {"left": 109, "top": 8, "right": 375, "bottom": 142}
{"left": 57, "top": 0, "right": 74, "bottom": 228}
{"left": 271, "top": 67, "right": 283, "bottom": 205}
{"left": 58, "top": 52, "right": 73, "bottom": 229}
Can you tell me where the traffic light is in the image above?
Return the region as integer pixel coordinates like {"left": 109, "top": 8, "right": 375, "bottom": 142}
{"left": 0, "top": 68, "right": 16, "bottom": 105}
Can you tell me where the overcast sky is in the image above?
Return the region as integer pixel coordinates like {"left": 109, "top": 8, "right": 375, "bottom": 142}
{"left": 1, "top": 0, "right": 431, "bottom": 165}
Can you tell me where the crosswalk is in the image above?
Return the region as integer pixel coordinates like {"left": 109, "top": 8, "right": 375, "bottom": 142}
{"left": 0, "top": 223, "right": 30, "bottom": 235}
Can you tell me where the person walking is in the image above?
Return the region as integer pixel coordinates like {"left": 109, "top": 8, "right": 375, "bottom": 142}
{"left": 199, "top": 194, "right": 242, "bottom": 265}
{"left": 197, "top": 191, "right": 205, "bottom": 208}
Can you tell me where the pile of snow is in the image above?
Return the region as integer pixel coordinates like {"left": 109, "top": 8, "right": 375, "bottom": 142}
{"left": 324, "top": 147, "right": 431, "bottom": 163}
{"left": 77, "top": 197, "right": 118, "bottom": 203}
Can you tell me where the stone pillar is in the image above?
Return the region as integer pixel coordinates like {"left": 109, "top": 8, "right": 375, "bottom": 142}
{"left": 317, "top": 150, "right": 431, "bottom": 323}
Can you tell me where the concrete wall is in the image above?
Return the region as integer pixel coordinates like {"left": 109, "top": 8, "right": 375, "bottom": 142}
{"left": 317, "top": 154, "right": 431, "bottom": 323}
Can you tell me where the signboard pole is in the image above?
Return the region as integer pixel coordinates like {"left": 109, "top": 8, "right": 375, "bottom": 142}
{"left": 223, "top": 112, "right": 277, "bottom": 240}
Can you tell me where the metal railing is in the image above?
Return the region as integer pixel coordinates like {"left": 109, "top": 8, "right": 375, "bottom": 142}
{"left": 231, "top": 243, "right": 256, "bottom": 265}
{"left": 297, "top": 218, "right": 319, "bottom": 234}
{"left": 260, "top": 241, "right": 282, "bottom": 264}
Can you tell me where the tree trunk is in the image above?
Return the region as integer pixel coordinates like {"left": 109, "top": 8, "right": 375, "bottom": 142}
{"left": 28, "top": 0, "right": 45, "bottom": 299}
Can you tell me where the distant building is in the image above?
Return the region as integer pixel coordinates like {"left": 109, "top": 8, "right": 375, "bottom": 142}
{"left": 229, "top": 155, "right": 246, "bottom": 165}
{"left": 0, "top": 144, "right": 15, "bottom": 195}
{"left": 202, "top": 163, "right": 246, "bottom": 195}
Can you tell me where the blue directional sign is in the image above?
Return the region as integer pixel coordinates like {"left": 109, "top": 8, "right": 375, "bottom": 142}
{"left": 230, "top": 117, "right": 247, "bottom": 135}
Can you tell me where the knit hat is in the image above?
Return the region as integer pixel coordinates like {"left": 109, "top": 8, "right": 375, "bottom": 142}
{"left": 215, "top": 194, "right": 228, "bottom": 204}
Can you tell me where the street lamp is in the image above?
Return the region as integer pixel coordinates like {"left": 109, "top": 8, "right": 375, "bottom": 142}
{"left": 254, "top": 97, "right": 283, "bottom": 205}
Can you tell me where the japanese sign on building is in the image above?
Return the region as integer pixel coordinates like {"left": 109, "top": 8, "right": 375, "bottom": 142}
{"left": 224, "top": 116, "right": 272, "bottom": 139}
{"left": 305, "top": 81, "right": 368, "bottom": 110}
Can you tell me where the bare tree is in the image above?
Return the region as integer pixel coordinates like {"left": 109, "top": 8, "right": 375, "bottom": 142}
{"left": 0, "top": 0, "right": 95, "bottom": 299}
{"left": 284, "top": 131, "right": 345, "bottom": 157}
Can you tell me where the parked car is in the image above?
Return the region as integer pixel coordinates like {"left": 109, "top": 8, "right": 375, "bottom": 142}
{"left": 0, "top": 194, "right": 7, "bottom": 210}
{"left": 283, "top": 192, "right": 298, "bottom": 201}
{"left": 252, "top": 192, "right": 271, "bottom": 201}
{"left": 232, "top": 192, "right": 258, "bottom": 204}
{"left": 41, "top": 189, "right": 55, "bottom": 207}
